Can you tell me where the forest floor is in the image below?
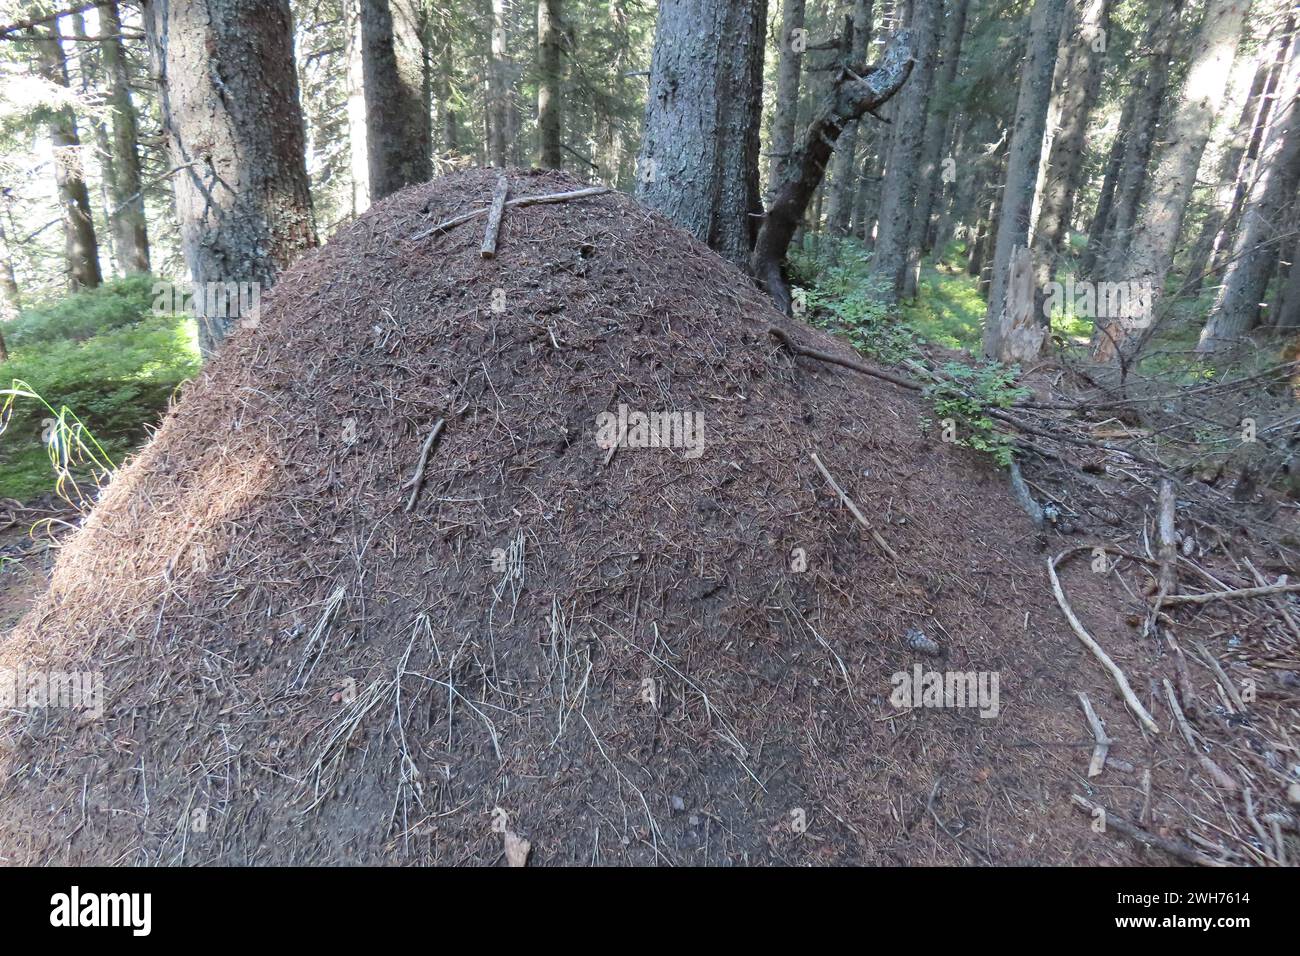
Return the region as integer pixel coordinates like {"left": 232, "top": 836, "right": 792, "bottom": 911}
{"left": 0, "top": 169, "right": 1295, "bottom": 866}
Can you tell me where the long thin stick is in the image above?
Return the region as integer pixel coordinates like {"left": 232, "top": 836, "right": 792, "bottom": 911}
{"left": 1048, "top": 553, "right": 1159, "bottom": 734}
{"left": 411, "top": 186, "right": 611, "bottom": 241}
{"left": 1160, "top": 581, "right": 1300, "bottom": 606}
{"left": 404, "top": 418, "right": 445, "bottom": 513}
{"left": 809, "top": 451, "right": 900, "bottom": 562}
{"left": 480, "top": 173, "right": 509, "bottom": 258}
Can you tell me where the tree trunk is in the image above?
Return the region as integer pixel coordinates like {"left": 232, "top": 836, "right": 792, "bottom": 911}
{"left": 1181, "top": 59, "right": 1269, "bottom": 298}
{"left": 868, "top": 0, "right": 942, "bottom": 304}
{"left": 346, "top": 0, "right": 370, "bottom": 213}
{"left": 1079, "top": 88, "right": 1136, "bottom": 279}
{"left": 1208, "top": 16, "right": 1294, "bottom": 284}
{"left": 752, "top": 32, "right": 914, "bottom": 310}
{"left": 904, "top": 0, "right": 972, "bottom": 299}
{"left": 1273, "top": 233, "right": 1300, "bottom": 329}
{"left": 1091, "top": 0, "right": 1252, "bottom": 362}
{"left": 97, "top": 0, "right": 150, "bottom": 273}
{"left": 0, "top": 218, "right": 21, "bottom": 326}
{"left": 768, "top": 0, "right": 806, "bottom": 201}
{"left": 826, "top": 0, "right": 874, "bottom": 237}
{"left": 361, "top": 0, "right": 432, "bottom": 200}
{"left": 1103, "top": 0, "right": 1182, "bottom": 276}
{"left": 488, "top": 0, "right": 509, "bottom": 167}
{"left": 143, "top": 0, "right": 318, "bottom": 357}
{"left": 29, "top": 14, "right": 102, "bottom": 291}
{"left": 1200, "top": 29, "right": 1300, "bottom": 350}
{"left": 537, "top": 0, "right": 563, "bottom": 169}
{"left": 636, "top": 0, "right": 768, "bottom": 268}
{"left": 982, "top": 0, "right": 1068, "bottom": 359}
{"left": 1030, "top": 0, "right": 1110, "bottom": 298}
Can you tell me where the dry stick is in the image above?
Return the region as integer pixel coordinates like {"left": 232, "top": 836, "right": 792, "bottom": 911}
{"left": 480, "top": 173, "right": 509, "bottom": 259}
{"left": 1192, "top": 640, "right": 1248, "bottom": 714}
{"left": 809, "top": 451, "right": 901, "bottom": 562}
{"left": 1244, "top": 558, "right": 1300, "bottom": 642}
{"left": 404, "top": 418, "right": 445, "bottom": 513}
{"left": 410, "top": 186, "right": 611, "bottom": 241}
{"left": 1070, "top": 795, "right": 1221, "bottom": 866}
{"left": 1076, "top": 692, "right": 1113, "bottom": 778}
{"left": 1163, "top": 678, "right": 1238, "bottom": 792}
{"left": 1161, "top": 581, "right": 1300, "bottom": 606}
{"left": 1156, "top": 479, "right": 1178, "bottom": 599}
{"left": 1048, "top": 552, "right": 1159, "bottom": 734}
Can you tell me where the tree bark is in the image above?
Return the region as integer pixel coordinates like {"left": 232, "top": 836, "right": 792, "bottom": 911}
{"left": 142, "top": 0, "right": 318, "bottom": 357}
{"left": 982, "top": 0, "right": 1068, "bottom": 359}
{"left": 361, "top": 0, "right": 432, "bottom": 200}
{"left": 1030, "top": 0, "right": 1110, "bottom": 298}
{"left": 0, "top": 217, "right": 21, "bottom": 326}
{"left": 636, "top": 0, "right": 768, "bottom": 268}
{"left": 1079, "top": 86, "right": 1135, "bottom": 278}
{"left": 869, "top": 0, "right": 942, "bottom": 304}
{"left": 487, "top": 0, "right": 509, "bottom": 167}
{"left": 1091, "top": 0, "right": 1252, "bottom": 362}
{"left": 826, "top": 0, "right": 873, "bottom": 237}
{"left": 1200, "top": 27, "right": 1300, "bottom": 350}
{"left": 1181, "top": 58, "right": 1269, "bottom": 298}
{"left": 1102, "top": 0, "right": 1182, "bottom": 276}
{"left": 29, "top": 13, "right": 102, "bottom": 291}
{"left": 345, "top": 0, "right": 370, "bottom": 213}
{"left": 537, "top": 0, "right": 563, "bottom": 169}
{"left": 97, "top": 0, "right": 149, "bottom": 273}
{"left": 751, "top": 31, "right": 915, "bottom": 311}
{"left": 768, "top": 0, "right": 806, "bottom": 202}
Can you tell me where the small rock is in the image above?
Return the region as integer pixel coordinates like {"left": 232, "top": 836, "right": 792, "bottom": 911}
{"left": 1288, "top": 782, "right": 1300, "bottom": 806}
{"left": 669, "top": 795, "right": 685, "bottom": 813}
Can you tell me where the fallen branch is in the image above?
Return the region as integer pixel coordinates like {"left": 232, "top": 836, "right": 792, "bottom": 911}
{"left": 1160, "top": 581, "right": 1300, "bottom": 606}
{"left": 810, "top": 451, "right": 900, "bottom": 562}
{"left": 1163, "top": 679, "right": 1238, "bottom": 792}
{"left": 1076, "top": 692, "right": 1112, "bottom": 778}
{"left": 410, "top": 186, "right": 610, "bottom": 241}
{"left": 1070, "top": 795, "right": 1221, "bottom": 866}
{"left": 1048, "top": 551, "right": 1159, "bottom": 734}
{"left": 480, "top": 173, "right": 509, "bottom": 259}
{"left": 404, "top": 418, "right": 445, "bottom": 513}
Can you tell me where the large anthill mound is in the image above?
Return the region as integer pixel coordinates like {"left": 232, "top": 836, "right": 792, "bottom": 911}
{"left": 0, "top": 169, "right": 1150, "bottom": 865}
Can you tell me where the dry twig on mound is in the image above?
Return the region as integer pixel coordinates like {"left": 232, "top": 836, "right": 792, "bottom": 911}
{"left": 480, "top": 173, "right": 509, "bottom": 258}
{"left": 1070, "top": 795, "right": 1221, "bottom": 866}
{"left": 410, "top": 186, "right": 610, "bottom": 241}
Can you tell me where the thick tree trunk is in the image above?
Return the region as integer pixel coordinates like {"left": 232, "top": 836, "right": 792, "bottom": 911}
{"left": 1091, "top": 0, "right": 1252, "bottom": 362}
{"left": 1103, "top": 0, "right": 1182, "bottom": 276}
{"left": 537, "top": 0, "right": 563, "bottom": 169}
{"left": 346, "top": 0, "right": 370, "bottom": 213}
{"left": 825, "top": 0, "right": 873, "bottom": 237}
{"left": 1200, "top": 29, "right": 1300, "bottom": 350}
{"left": 752, "top": 32, "right": 914, "bottom": 311}
{"left": 143, "top": 0, "right": 317, "bottom": 357}
{"left": 982, "top": 0, "right": 1068, "bottom": 359}
{"left": 636, "top": 0, "right": 768, "bottom": 268}
{"left": 97, "top": 0, "right": 149, "bottom": 273}
{"left": 768, "top": 0, "right": 806, "bottom": 201}
{"left": 29, "top": 14, "right": 102, "bottom": 291}
{"left": 1030, "top": 0, "right": 1110, "bottom": 298}
{"left": 904, "top": 0, "right": 972, "bottom": 299}
{"left": 361, "top": 0, "right": 432, "bottom": 200}
{"left": 868, "top": 0, "right": 942, "bottom": 304}
{"left": 1273, "top": 233, "right": 1300, "bottom": 329}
